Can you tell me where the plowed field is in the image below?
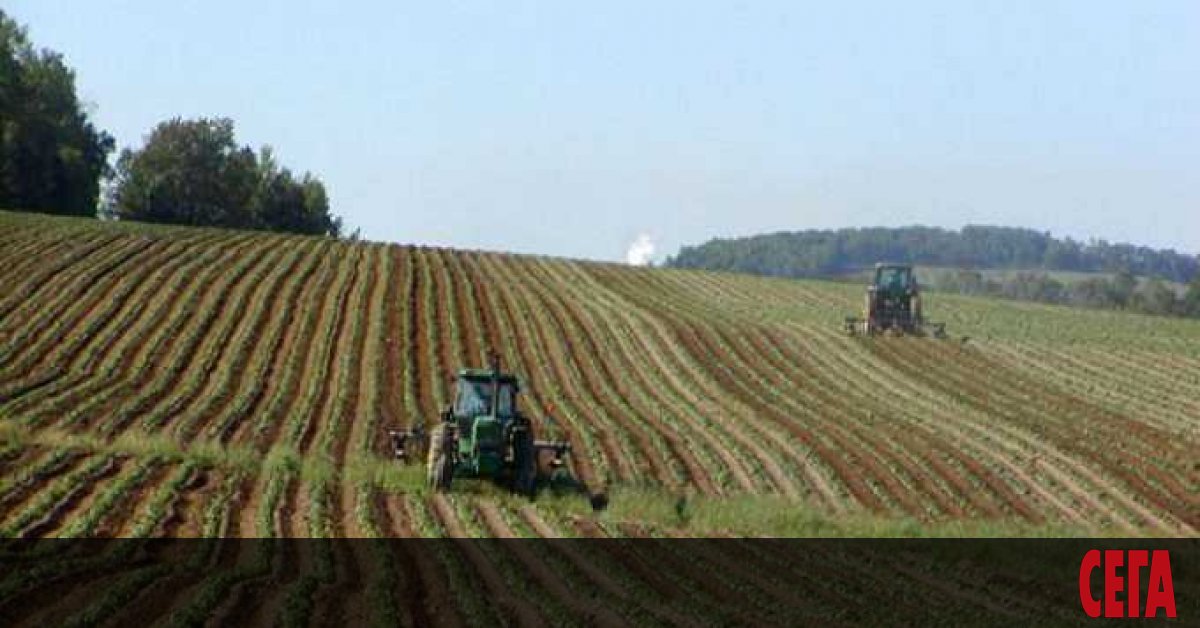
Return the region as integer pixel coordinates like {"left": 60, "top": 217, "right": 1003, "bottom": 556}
{"left": 1, "top": 210, "right": 1198, "bottom": 623}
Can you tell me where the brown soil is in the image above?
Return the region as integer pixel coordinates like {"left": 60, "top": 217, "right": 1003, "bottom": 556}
{"left": 0, "top": 451, "right": 86, "bottom": 519}
{"left": 89, "top": 238, "right": 280, "bottom": 439}
{"left": 748, "top": 325, "right": 1009, "bottom": 520}
{"left": 2, "top": 237, "right": 162, "bottom": 382}
{"left": 20, "top": 455, "right": 125, "bottom": 538}
{"left": 154, "top": 468, "right": 212, "bottom": 537}
{"left": 160, "top": 243, "right": 292, "bottom": 442}
{"left": 406, "top": 247, "right": 435, "bottom": 422}
{"left": 299, "top": 246, "right": 363, "bottom": 456}
{"left": 36, "top": 235, "right": 258, "bottom": 435}
{"left": 183, "top": 241, "right": 315, "bottom": 443}
{"left": 93, "top": 462, "right": 172, "bottom": 537}
{"left": 217, "top": 243, "right": 325, "bottom": 444}
{"left": 374, "top": 492, "right": 460, "bottom": 627}
{"left": 429, "top": 494, "right": 547, "bottom": 627}
{"left": 476, "top": 253, "right": 614, "bottom": 487}
{"left": 377, "top": 246, "right": 406, "bottom": 445}
{"left": 0, "top": 233, "right": 125, "bottom": 325}
{"left": 875, "top": 339, "right": 1196, "bottom": 530}
{"left": 0, "top": 561, "right": 134, "bottom": 627}
{"left": 246, "top": 247, "right": 337, "bottom": 451}
{"left": 335, "top": 249, "right": 378, "bottom": 472}
{"left": 510, "top": 258, "right": 701, "bottom": 491}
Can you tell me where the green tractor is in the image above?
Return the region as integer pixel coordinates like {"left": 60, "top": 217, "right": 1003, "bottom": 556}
{"left": 844, "top": 263, "right": 947, "bottom": 338}
{"left": 388, "top": 353, "right": 603, "bottom": 507}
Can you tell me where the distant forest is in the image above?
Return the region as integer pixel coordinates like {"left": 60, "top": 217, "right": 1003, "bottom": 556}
{"left": 666, "top": 226, "right": 1200, "bottom": 318}
{"left": 667, "top": 225, "right": 1197, "bottom": 282}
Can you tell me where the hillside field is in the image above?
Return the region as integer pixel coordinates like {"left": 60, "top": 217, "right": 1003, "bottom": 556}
{"left": 1, "top": 210, "right": 1198, "bottom": 624}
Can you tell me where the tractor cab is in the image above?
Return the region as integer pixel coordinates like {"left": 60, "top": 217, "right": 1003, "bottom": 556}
{"left": 871, "top": 264, "right": 918, "bottom": 296}
{"left": 452, "top": 369, "right": 519, "bottom": 423}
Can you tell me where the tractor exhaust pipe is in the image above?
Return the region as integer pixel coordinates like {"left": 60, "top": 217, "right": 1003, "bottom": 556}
{"left": 488, "top": 350, "right": 501, "bottom": 418}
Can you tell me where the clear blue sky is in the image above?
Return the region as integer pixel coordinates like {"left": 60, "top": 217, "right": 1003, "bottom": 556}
{"left": 9, "top": 1, "right": 1200, "bottom": 262}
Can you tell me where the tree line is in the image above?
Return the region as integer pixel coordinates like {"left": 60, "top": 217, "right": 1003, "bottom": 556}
{"left": 668, "top": 226, "right": 1200, "bottom": 318}
{"left": 668, "top": 225, "right": 1198, "bottom": 283}
{"left": 0, "top": 10, "right": 343, "bottom": 237}
{"left": 929, "top": 269, "right": 1200, "bottom": 318}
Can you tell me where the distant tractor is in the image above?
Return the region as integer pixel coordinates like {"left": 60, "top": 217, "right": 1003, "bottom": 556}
{"left": 844, "top": 263, "right": 946, "bottom": 338}
{"left": 388, "top": 353, "right": 605, "bottom": 509}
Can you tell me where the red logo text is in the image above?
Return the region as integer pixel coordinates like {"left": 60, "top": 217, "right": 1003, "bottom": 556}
{"left": 1079, "top": 549, "right": 1175, "bottom": 618}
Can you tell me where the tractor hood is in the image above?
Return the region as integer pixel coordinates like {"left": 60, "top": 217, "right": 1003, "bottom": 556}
{"left": 458, "top": 415, "right": 505, "bottom": 476}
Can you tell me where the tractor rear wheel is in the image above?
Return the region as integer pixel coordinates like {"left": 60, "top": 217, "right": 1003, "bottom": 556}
{"left": 512, "top": 428, "right": 536, "bottom": 496}
{"left": 427, "top": 424, "right": 454, "bottom": 491}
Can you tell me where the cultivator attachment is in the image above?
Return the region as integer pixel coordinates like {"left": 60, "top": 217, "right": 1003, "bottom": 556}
{"left": 387, "top": 424, "right": 426, "bottom": 463}
{"left": 529, "top": 437, "right": 608, "bottom": 508}
{"left": 533, "top": 438, "right": 571, "bottom": 477}
{"left": 844, "top": 316, "right": 947, "bottom": 338}
{"left": 843, "top": 316, "right": 868, "bottom": 336}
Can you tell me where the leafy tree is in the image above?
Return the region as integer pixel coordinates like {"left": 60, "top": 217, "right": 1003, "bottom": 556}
{"left": 1136, "top": 278, "right": 1177, "bottom": 316}
{"left": 0, "top": 10, "right": 114, "bottom": 216}
{"left": 108, "top": 117, "right": 257, "bottom": 228}
{"left": 109, "top": 118, "right": 341, "bottom": 236}
{"left": 1068, "top": 278, "right": 1112, "bottom": 308}
{"left": 1183, "top": 274, "right": 1200, "bottom": 317}
{"left": 250, "top": 147, "right": 341, "bottom": 236}
{"left": 953, "top": 270, "right": 984, "bottom": 295}
{"left": 1107, "top": 269, "right": 1137, "bottom": 308}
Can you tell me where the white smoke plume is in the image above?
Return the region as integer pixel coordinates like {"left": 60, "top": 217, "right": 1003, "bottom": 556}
{"left": 625, "top": 233, "right": 656, "bottom": 266}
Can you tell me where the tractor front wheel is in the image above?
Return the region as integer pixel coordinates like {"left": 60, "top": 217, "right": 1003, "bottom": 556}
{"left": 427, "top": 424, "right": 454, "bottom": 491}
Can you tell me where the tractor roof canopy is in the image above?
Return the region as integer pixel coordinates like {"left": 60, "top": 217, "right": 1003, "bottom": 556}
{"left": 457, "top": 368, "right": 520, "bottom": 388}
